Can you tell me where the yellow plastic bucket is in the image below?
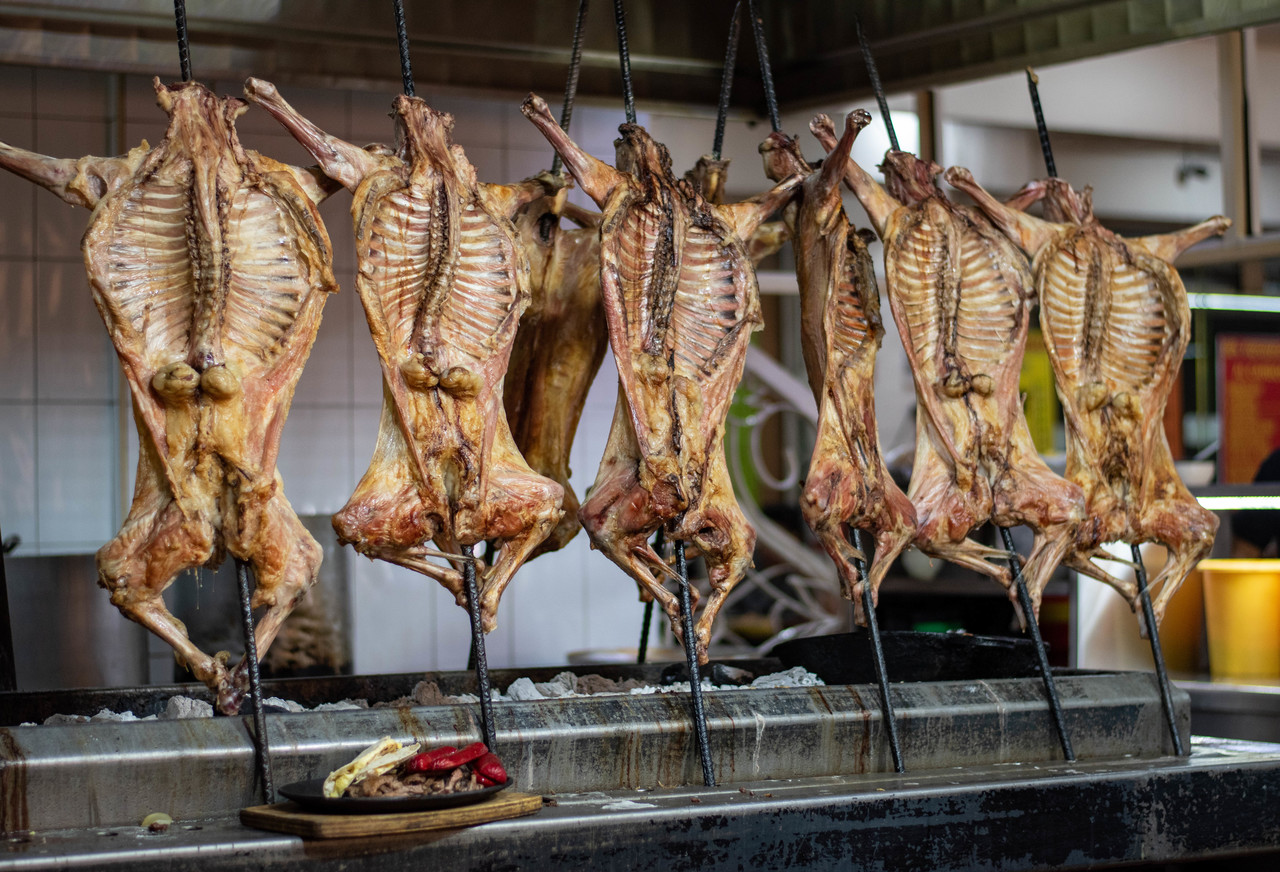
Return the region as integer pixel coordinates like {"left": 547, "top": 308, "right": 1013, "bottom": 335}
{"left": 1199, "top": 559, "right": 1280, "bottom": 680}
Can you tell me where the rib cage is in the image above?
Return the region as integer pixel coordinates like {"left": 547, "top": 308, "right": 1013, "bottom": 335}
{"left": 102, "top": 180, "right": 193, "bottom": 366}
{"left": 1040, "top": 236, "right": 1179, "bottom": 396}
{"left": 672, "top": 224, "right": 746, "bottom": 379}
{"left": 436, "top": 205, "right": 521, "bottom": 367}
{"left": 361, "top": 183, "right": 435, "bottom": 359}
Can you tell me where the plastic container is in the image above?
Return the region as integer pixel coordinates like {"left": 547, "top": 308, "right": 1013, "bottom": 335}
{"left": 1199, "top": 559, "right": 1280, "bottom": 680}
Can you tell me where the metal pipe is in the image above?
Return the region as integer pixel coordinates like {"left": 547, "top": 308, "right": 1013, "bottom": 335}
{"left": 675, "top": 539, "right": 716, "bottom": 786}
{"left": 999, "top": 526, "right": 1075, "bottom": 762}
{"left": 1131, "top": 543, "right": 1186, "bottom": 756}
{"left": 235, "top": 559, "right": 274, "bottom": 804}
{"left": 852, "top": 529, "right": 904, "bottom": 773}
{"left": 462, "top": 543, "right": 497, "bottom": 748}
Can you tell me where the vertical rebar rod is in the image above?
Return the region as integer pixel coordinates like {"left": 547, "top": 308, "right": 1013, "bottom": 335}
{"left": 638, "top": 529, "right": 663, "bottom": 664}
{"left": 173, "top": 0, "right": 192, "bottom": 82}
{"left": 612, "top": 0, "right": 636, "bottom": 124}
{"left": 1132, "top": 543, "right": 1187, "bottom": 756}
{"left": 235, "top": 559, "right": 274, "bottom": 804}
{"left": 999, "top": 526, "right": 1075, "bottom": 762}
{"left": 462, "top": 543, "right": 497, "bottom": 748}
{"left": 0, "top": 525, "right": 16, "bottom": 693}
{"left": 1025, "top": 68, "right": 1057, "bottom": 178}
{"left": 675, "top": 539, "right": 716, "bottom": 786}
{"left": 550, "top": 0, "right": 591, "bottom": 176}
{"left": 745, "top": 0, "right": 780, "bottom": 133}
{"left": 711, "top": 2, "right": 744, "bottom": 159}
{"left": 852, "top": 529, "right": 904, "bottom": 773}
{"left": 392, "top": 0, "right": 415, "bottom": 97}
{"left": 854, "top": 15, "right": 898, "bottom": 151}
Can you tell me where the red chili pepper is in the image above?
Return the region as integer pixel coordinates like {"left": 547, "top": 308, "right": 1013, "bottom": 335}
{"left": 407, "top": 741, "right": 489, "bottom": 774}
{"left": 472, "top": 751, "right": 507, "bottom": 786}
{"left": 402, "top": 745, "right": 457, "bottom": 774}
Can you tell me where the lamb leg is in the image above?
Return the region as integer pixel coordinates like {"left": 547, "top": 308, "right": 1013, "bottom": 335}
{"left": 809, "top": 113, "right": 900, "bottom": 237}
{"left": 243, "top": 78, "right": 379, "bottom": 191}
{"left": 1129, "top": 216, "right": 1232, "bottom": 262}
{"left": 522, "top": 94, "right": 625, "bottom": 207}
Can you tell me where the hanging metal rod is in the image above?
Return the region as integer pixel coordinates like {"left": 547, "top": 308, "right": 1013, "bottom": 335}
{"left": 854, "top": 14, "right": 897, "bottom": 151}
{"left": 745, "top": 0, "right": 780, "bottom": 133}
{"left": 392, "top": 0, "right": 414, "bottom": 96}
{"left": 612, "top": 0, "right": 636, "bottom": 124}
{"left": 172, "top": 0, "right": 191, "bottom": 81}
{"left": 711, "top": 1, "right": 743, "bottom": 160}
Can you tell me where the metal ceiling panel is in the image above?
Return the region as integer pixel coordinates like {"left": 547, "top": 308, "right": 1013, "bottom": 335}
{"left": 0, "top": 0, "right": 1279, "bottom": 112}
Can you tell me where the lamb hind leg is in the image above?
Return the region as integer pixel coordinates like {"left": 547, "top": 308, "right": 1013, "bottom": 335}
{"left": 222, "top": 485, "right": 323, "bottom": 714}
{"left": 475, "top": 467, "right": 565, "bottom": 632}
{"left": 1139, "top": 497, "right": 1219, "bottom": 632}
{"left": 98, "top": 497, "right": 227, "bottom": 696}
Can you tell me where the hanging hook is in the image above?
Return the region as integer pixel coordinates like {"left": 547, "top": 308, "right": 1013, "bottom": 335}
{"left": 854, "top": 14, "right": 898, "bottom": 152}
{"left": 551, "top": 0, "right": 591, "bottom": 175}
{"left": 613, "top": 0, "right": 637, "bottom": 124}
{"left": 746, "top": 0, "right": 780, "bottom": 133}
{"left": 712, "top": 2, "right": 744, "bottom": 159}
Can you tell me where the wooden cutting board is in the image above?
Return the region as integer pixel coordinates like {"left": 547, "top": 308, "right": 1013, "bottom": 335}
{"left": 240, "top": 791, "right": 543, "bottom": 839}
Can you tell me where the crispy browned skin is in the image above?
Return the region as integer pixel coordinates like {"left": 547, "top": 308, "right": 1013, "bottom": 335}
{"left": 947, "top": 167, "right": 1228, "bottom": 628}
{"left": 813, "top": 116, "right": 1084, "bottom": 618}
{"left": 0, "top": 79, "right": 340, "bottom": 713}
{"left": 523, "top": 92, "right": 801, "bottom": 659}
{"left": 761, "top": 111, "right": 916, "bottom": 622}
{"left": 505, "top": 184, "right": 607, "bottom": 555}
{"left": 246, "top": 79, "right": 563, "bottom": 634}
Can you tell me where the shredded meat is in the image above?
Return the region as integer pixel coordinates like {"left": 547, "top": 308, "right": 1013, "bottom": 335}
{"left": 347, "top": 765, "right": 481, "bottom": 798}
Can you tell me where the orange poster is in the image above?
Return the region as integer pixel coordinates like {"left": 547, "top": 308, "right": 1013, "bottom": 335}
{"left": 1218, "top": 334, "right": 1280, "bottom": 484}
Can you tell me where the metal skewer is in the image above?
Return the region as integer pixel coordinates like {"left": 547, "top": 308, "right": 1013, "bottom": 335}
{"left": 550, "top": 0, "right": 590, "bottom": 176}
{"left": 1024, "top": 70, "right": 1182, "bottom": 756}
{"left": 852, "top": 529, "right": 904, "bottom": 773}
{"left": 1132, "top": 544, "right": 1186, "bottom": 756}
{"left": 745, "top": 0, "right": 780, "bottom": 133}
{"left": 712, "top": 2, "right": 744, "bottom": 160}
{"left": 235, "top": 560, "right": 275, "bottom": 804}
{"left": 173, "top": 0, "right": 192, "bottom": 83}
{"left": 392, "top": 0, "right": 415, "bottom": 97}
{"left": 612, "top": 0, "right": 637, "bottom": 125}
{"left": 675, "top": 538, "right": 716, "bottom": 786}
{"left": 637, "top": 527, "right": 663, "bottom": 664}
{"left": 999, "top": 526, "right": 1076, "bottom": 762}
{"left": 461, "top": 543, "right": 498, "bottom": 748}
{"left": 173, "top": 3, "right": 274, "bottom": 805}
{"left": 854, "top": 15, "right": 898, "bottom": 151}
{"left": 1025, "top": 68, "right": 1057, "bottom": 178}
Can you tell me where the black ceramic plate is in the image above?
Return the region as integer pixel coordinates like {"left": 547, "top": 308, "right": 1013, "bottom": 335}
{"left": 277, "top": 777, "right": 510, "bottom": 814}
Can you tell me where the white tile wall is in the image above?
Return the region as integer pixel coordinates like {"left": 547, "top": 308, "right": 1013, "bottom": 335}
{"left": 0, "top": 261, "right": 35, "bottom": 401}
{"left": 35, "top": 403, "right": 117, "bottom": 553}
{"left": 0, "top": 403, "right": 37, "bottom": 549}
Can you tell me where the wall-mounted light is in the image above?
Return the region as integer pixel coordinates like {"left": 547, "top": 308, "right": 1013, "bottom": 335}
{"left": 1197, "top": 496, "right": 1280, "bottom": 510}
{"left": 1188, "top": 293, "right": 1280, "bottom": 314}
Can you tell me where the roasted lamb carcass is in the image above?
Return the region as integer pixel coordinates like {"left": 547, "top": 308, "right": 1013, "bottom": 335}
{"left": 522, "top": 93, "right": 801, "bottom": 658}
{"left": 812, "top": 117, "right": 1084, "bottom": 618}
{"left": 0, "top": 79, "right": 339, "bottom": 713}
{"left": 504, "top": 183, "right": 607, "bottom": 556}
{"left": 945, "top": 167, "right": 1228, "bottom": 626}
{"left": 760, "top": 110, "right": 916, "bottom": 621}
{"left": 244, "top": 79, "right": 563, "bottom": 632}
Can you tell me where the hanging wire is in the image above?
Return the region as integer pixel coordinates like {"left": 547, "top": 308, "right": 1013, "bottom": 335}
{"left": 613, "top": 0, "right": 637, "bottom": 124}
{"left": 745, "top": 0, "right": 780, "bottom": 133}
{"left": 173, "top": 0, "right": 192, "bottom": 82}
{"left": 1025, "top": 68, "right": 1057, "bottom": 178}
{"left": 551, "top": 0, "right": 591, "bottom": 175}
{"left": 393, "top": 0, "right": 415, "bottom": 97}
{"left": 712, "top": 2, "right": 744, "bottom": 159}
{"left": 854, "top": 14, "right": 898, "bottom": 151}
